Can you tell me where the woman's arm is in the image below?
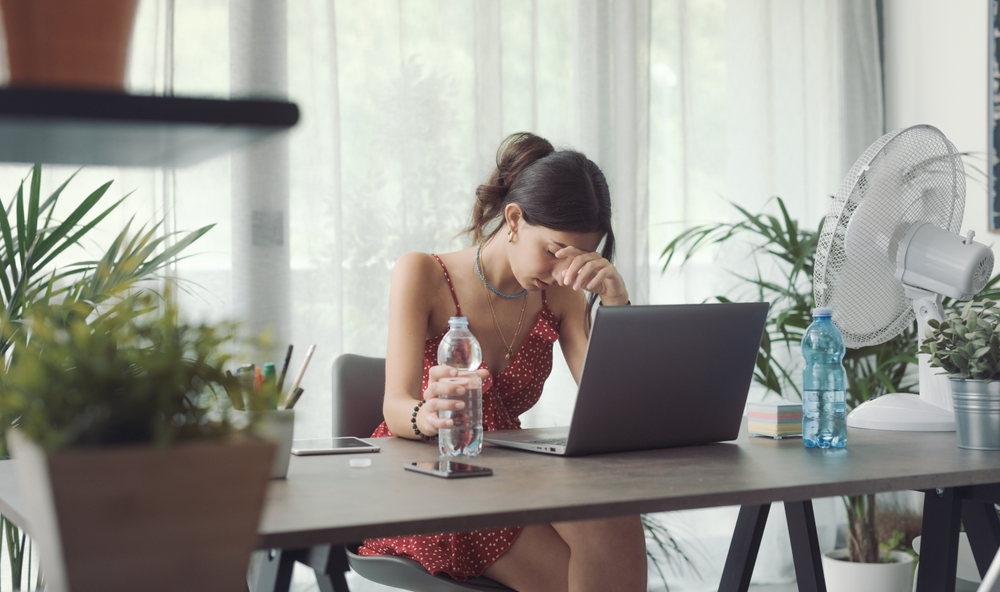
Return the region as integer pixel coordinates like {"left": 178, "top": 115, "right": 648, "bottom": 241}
{"left": 552, "top": 246, "right": 630, "bottom": 382}
{"left": 383, "top": 253, "right": 437, "bottom": 437}
{"left": 383, "top": 252, "right": 480, "bottom": 439}
{"left": 555, "top": 289, "right": 589, "bottom": 384}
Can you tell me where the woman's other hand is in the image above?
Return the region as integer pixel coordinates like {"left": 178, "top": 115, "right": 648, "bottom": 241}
{"left": 554, "top": 246, "right": 629, "bottom": 306}
{"left": 416, "top": 366, "right": 492, "bottom": 436}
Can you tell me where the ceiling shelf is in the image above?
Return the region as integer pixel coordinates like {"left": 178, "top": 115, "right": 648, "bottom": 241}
{"left": 0, "top": 87, "right": 300, "bottom": 167}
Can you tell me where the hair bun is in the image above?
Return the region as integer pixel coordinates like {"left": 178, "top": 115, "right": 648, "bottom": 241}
{"left": 468, "top": 133, "right": 554, "bottom": 243}
{"left": 495, "top": 132, "right": 554, "bottom": 185}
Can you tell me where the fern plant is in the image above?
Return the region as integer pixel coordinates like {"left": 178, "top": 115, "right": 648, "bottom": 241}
{"left": 660, "top": 197, "right": 918, "bottom": 408}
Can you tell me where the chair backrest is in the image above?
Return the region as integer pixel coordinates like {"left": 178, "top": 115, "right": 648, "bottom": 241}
{"left": 332, "top": 354, "right": 386, "bottom": 438}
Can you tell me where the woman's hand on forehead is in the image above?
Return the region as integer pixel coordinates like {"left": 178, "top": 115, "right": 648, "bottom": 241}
{"left": 553, "top": 246, "right": 628, "bottom": 305}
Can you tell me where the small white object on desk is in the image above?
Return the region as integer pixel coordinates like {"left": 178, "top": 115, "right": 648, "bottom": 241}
{"left": 350, "top": 458, "right": 372, "bottom": 468}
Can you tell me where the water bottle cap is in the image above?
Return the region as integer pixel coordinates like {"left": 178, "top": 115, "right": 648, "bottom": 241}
{"left": 811, "top": 307, "right": 833, "bottom": 318}
{"left": 448, "top": 316, "right": 469, "bottom": 327}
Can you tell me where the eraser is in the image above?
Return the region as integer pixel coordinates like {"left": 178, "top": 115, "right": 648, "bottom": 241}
{"left": 350, "top": 458, "right": 372, "bottom": 468}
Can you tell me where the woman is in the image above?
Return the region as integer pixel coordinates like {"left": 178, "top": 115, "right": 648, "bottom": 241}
{"left": 358, "top": 132, "right": 646, "bottom": 592}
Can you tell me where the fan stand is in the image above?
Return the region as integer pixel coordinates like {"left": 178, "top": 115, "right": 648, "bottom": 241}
{"left": 846, "top": 289, "right": 956, "bottom": 431}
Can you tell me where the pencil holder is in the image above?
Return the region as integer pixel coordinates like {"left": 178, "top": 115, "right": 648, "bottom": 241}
{"left": 239, "top": 409, "right": 296, "bottom": 478}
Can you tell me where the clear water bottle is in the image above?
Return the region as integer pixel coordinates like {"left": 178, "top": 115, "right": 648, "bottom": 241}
{"left": 802, "top": 307, "right": 847, "bottom": 448}
{"left": 436, "top": 316, "right": 484, "bottom": 456}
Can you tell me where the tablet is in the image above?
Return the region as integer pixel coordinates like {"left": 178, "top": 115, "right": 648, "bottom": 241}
{"left": 291, "top": 437, "right": 380, "bottom": 455}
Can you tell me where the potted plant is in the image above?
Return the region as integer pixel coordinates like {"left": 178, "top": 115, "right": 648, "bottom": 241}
{"left": 920, "top": 299, "right": 1000, "bottom": 449}
{"left": 0, "top": 0, "right": 138, "bottom": 90}
{"left": 1, "top": 290, "right": 274, "bottom": 592}
{"left": 0, "top": 164, "right": 214, "bottom": 590}
{"left": 659, "top": 197, "right": 990, "bottom": 589}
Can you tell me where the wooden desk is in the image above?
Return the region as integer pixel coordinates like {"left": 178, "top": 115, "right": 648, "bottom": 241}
{"left": 0, "top": 423, "right": 998, "bottom": 592}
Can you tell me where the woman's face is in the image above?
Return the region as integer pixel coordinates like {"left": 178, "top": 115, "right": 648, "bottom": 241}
{"left": 508, "top": 222, "right": 603, "bottom": 292}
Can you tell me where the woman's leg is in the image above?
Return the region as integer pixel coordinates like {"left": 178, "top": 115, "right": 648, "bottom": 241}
{"left": 552, "top": 515, "right": 647, "bottom": 592}
{"left": 483, "top": 515, "right": 646, "bottom": 592}
{"left": 484, "top": 523, "right": 571, "bottom": 592}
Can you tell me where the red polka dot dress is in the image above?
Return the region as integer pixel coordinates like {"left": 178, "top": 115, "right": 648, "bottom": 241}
{"left": 357, "top": 254, "right": 560, "bottom": 581}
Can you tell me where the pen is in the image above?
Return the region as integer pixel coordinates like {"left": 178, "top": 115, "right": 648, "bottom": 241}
{"left": 284, "top": 387, "right": 305, "bottom": 410}
{"left": 254, "top": 366, "right": 265, "bottom": 392}
{"left": 285, "top": 343, "right": 316, "bottom": 407}
{"left": 276, "top": 344, "right": 294, "bottom": 393}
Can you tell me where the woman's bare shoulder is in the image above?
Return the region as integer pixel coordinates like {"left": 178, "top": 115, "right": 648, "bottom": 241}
{"left": 392, "top": 252, "right": 443, "bottom": 289}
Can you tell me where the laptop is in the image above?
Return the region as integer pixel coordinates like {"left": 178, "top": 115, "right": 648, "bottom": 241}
{"left": 483, "top": 302, "right": 769, "bottom": 456}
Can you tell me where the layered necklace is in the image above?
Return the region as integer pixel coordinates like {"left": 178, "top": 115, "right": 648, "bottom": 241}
{"left": 476, "top": 243, "right": 528, "bottom": 360}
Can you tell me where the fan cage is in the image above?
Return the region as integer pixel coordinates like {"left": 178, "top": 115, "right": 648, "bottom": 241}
{"left": 813, "top": 124, "right": 965, "bottom": 348}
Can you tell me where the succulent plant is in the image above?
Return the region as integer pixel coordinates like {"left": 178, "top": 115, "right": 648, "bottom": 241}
{"left": 920, "top": 299, "right": 1000, "bottom": 380}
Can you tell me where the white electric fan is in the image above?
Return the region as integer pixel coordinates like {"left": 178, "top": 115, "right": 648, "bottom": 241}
{"left": 813, "top": 124, "right": 995, "bottom": 431}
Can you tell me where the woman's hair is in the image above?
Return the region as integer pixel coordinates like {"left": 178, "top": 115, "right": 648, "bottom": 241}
{"left": 465, "top": 132, "right": 615, "bottom": 330}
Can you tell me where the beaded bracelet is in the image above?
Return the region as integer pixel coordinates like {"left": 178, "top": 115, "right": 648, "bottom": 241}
{"left": 411, "top": 400, "right": 437, "bottom": 441}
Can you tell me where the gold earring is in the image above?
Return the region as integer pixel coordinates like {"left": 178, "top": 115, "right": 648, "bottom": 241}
{"left": 507, "top": 228, "right": 515, "bottom": 243}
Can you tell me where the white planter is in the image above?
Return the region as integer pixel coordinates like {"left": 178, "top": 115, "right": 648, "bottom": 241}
{"left": 822, "top": 549, "right": 915, "bottom": 592}
{"left": 237, "top": 409, "right": 295, "bottom": 478}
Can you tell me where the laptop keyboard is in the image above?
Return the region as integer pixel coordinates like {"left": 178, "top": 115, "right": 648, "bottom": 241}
{"left": 527, "top": 437, "right": 568, "bottom": 446}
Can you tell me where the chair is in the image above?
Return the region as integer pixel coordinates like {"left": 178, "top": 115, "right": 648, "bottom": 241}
{"left": 332, "top": 354, "right": 513, "bottom": 592}
{"left": 248, "top": 354, "right": 512, "bottom": 592}
{"left": 979, "top": 545, "right": 1000, "bottom": 592}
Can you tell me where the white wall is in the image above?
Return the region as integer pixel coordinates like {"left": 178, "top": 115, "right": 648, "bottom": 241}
{"left": 883, "top": 0, "right": 992, "bottom": 240}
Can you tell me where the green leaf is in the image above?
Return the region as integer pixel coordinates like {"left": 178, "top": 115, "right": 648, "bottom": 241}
{"left": 34, "top": 195, "right": 123, "bottom": 272}
{"left": 0, "top": 188, "right": 18, "bottom": 293}
{"left": 14, "top": 180, "right": 26, "bottom": 273}
{"left": 25, "top": 164, "right": 40, "bottom": 249}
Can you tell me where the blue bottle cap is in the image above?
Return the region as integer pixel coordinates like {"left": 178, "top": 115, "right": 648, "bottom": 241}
{"left": 448, "top": 316, "right": 469, "bottom": 326}
{"left": 811, "top": 307, "right": 833, "bottom": 317}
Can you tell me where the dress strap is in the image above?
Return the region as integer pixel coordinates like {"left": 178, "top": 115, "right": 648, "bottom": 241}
{"left": 431, "top": 254, "right": 462, "bottom": 316}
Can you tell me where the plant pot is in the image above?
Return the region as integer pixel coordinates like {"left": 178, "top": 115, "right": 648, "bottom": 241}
{"left": 0, "top": 0, "right": 138, "bottom": 90}
{"left": 821, "top": 549, "right": 914, "bottom": 592}
{"left": 950, "top": 379, "right": 1000, "bottom": 450}
{"left": 8, "top": 430, "right": 275, "bottom": 592}
{"left": 239, "top": 409, "right": 295, "bottom": 479}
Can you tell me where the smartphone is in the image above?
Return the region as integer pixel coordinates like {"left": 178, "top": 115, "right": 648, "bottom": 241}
{"left": 404, "top": 460, "right": 493, "bottom": 479}
{"left": 290, "top": 437, "right": 380, "bottom": 455}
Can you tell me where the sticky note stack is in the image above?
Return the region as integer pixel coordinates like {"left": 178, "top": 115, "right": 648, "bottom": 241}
{"left": 747, "top": 401, "right": 802, "bottom": 439}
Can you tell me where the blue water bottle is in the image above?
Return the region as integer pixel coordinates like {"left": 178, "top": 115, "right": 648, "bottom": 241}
{"left": 801, "top": 307, "right": 847, "bottom": 448}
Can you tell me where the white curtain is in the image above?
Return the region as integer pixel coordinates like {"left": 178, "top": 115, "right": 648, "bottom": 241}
{"left": 647, "top": 1, "right": 884, "bottom": 589}
{"left": 0, "top": 0, "right": 884, "bottom": 589}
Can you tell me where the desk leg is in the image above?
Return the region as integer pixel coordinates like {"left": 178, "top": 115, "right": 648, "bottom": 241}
{"left": 784, "top": 500, "right": 826, "bottom": 592}
{"left": 720, "top": 504, "right": 771, "bottom": 592}
{"left": 247, "top": 549, "right": 296, "bottom": 592}
{"left": 916, "top": 487, "right": 963, "bottom": 592}
{"left": 302, "top": 545, "right": 351, "bottom": 592}
{"left": 963, "top": 499, "right": 1000, "bottom": 579}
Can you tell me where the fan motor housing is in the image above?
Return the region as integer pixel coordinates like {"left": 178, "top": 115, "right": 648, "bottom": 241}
{"left": 895, "top": 222, "right": 995, "bottom": 300}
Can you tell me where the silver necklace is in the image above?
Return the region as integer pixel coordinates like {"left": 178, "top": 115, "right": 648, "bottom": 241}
{"left": 476, "top": 244, "right": 527, "bottom": 299}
